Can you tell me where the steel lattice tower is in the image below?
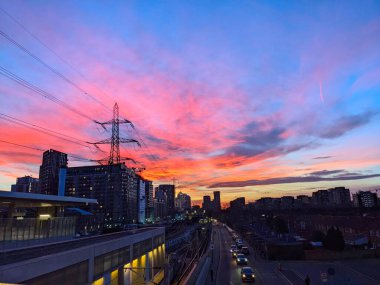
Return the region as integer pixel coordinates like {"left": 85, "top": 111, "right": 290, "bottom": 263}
{"left": 92, "top": 103, "right": 140, "bottom": 165}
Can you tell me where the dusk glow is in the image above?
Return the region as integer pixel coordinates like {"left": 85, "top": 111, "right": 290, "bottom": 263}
{"left": 1, "top": 1, "right": 380, "bottom": 203}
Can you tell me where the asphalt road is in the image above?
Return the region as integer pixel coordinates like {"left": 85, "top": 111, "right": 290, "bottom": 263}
{"left": 206, "top": 224, "right": 288, "bottom": 285}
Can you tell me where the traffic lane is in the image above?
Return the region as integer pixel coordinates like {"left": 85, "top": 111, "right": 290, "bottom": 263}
{"left": 216, "top": 225, "right": 241, "bottom": 285}
{"left": 219, "top": 225, "right": 265, "bottom": 285}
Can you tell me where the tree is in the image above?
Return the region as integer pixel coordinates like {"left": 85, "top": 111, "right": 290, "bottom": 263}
{"left": 311, "top": 230, "right": 325, "bottom": 242}
{"left": 323, "top": 226, "right": 345, "bottom": 251}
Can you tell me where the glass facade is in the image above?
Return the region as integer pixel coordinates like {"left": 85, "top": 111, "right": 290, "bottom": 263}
{"left": 0, "top": 217, "right": 75, "bottom": 242}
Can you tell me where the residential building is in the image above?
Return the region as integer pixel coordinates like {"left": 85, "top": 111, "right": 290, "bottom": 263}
{"left": 39, "top": 149, "right": 67, "bottom": 195}
{"left": 202, "top": 195, "right": 212, "bottom": 210}
{"left": 213, "top": 191, "right": 221, "bottom": 211}
{"left": 280, "top": 196, "right": 294, "bottom": 209}
{"left": 328, "top": 187, "right": 351, "bottom": 207}
{"left": 65, "top": 163, "right": 138, "bottom": 226}
{"left": 353, "top": 191, "right": 378, "bottom": 208}
{"left": 312, "top": 190, "right": 330, "bottom": 207}
{"left": 230, "top": 197, "right": 245, "bottom": 210}
{"left": 11, "top": 175, "right": 39, "bottom": 193}
{"left": 145, "top": 180, "right": 154, "bottom": 222}
{"left": 136, "top": 176, "right": 146, "bottom": 224}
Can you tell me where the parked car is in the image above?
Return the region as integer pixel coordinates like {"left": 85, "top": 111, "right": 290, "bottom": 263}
{"left": 241, "top": 246, "right": 250, "bottom": 255}
{"left": 241, "top": 267, "right": 255, "bottom": 282}
{"left": 236, "top": 253, "right": 248, "bottom": 265}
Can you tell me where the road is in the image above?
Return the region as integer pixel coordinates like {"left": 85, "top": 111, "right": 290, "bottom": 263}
{"left": 206, "top": 223, "right": 288, "bottom": 285}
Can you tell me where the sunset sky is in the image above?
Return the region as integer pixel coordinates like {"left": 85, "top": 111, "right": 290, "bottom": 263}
{"left": 0, "top": 1, "right": 380, "bottom": 203}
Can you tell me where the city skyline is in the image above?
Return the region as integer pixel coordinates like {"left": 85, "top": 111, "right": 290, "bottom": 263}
{"left": 1, "top": 1, "right": 380, "bottom": 202}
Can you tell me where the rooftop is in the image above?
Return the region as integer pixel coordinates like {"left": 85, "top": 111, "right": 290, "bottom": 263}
{"left": 0, "top": 190, "right": 97, "bottom": 207}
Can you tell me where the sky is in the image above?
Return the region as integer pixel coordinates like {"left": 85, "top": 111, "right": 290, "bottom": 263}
{"left": 0, "top": 1, "right": 380, "bottom": 204}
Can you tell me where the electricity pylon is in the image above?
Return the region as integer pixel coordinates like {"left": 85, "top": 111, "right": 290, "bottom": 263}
{"left": 91, "top": 102, "right": 140, "bottom": 165}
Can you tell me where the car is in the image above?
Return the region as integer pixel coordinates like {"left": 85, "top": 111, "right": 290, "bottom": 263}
{"left": 230, "top": 244, "right": 237, "bottom": 252}
{"left": 241, "top": 246, "right": 250, "bottom": 254}
{"left": 237, "top": 241, "right": 244, "bottom": 249}
{"left": 231, "top": 249, "right": 239, "bottom": 258}
{"left": 241, "top": 267, "right": 255, "bottom": 282}
{"left": 236, "top": 253, "right": 248, "bottom": 265}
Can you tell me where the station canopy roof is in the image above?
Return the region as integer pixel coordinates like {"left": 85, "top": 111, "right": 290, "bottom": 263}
{"left": 0, "top": 191, "right": 97, "bottom": 207}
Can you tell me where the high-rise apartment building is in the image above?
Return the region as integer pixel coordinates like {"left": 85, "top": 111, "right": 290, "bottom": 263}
{"left": 136, "top": 176, "right": 146, "bottom": 224}
{"left": 213, "top": 191, "right": 221, "bottom": 211}
{"left": 39, "top": 149, "right": 67, "bottom": 195}
{"left": 11, "top": 176, "right": 39, "bottom": 193}
{"left": 202, "top": 195, "right": 212, "bottom": 210}
{"left": 65, "top": 163, "right": 138, "bottom": 226}
{"left": 145, "top": 180, "right": 154, "bottom": 221}
{"left": 328, "top": 187, "right": 351, "bottom": 207}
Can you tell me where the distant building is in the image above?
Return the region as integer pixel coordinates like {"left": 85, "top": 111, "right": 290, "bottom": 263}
{"left": 154, "top": 187, "right": 167, "bottom": 220}
{"left": 328, "top": 187, "right": 351, "bottom": 207}
{"left": 296, "top": 195, "right": 310, "bottom": 205}
{"left": 312, "top": 190, "right": 329, "bottom": 207}
{"left": 39, "top": 149, "right": 67, "bottom": 195}
{"left": 353, "top": 191, "right": 378, "bottom": 208}
{"left": 11, "top": 176, "right": 39, "bottom": 193}
{"left": 280, "top": 196, "right": 294, "bottom": 209}
{"left": 230, "top": 197, "right": 245, "bottom": 210}
{"left": 213, "top": 191, "right": 221, "bottom": 211}
{"left": 65, "top": 163, "right": 138, "bottom": 226}
{"left": 136, "top": 176, "right": 146, "bottom": 224}
{"left": 145, "top": 180, "right": 154, "bottom": 221}
{"left": 158, "top": 184, "right": 175, "bottom": 216}
{"left": 202, "top": 195, "right": 212, "bottom": 210}
{"left": 254, "top": 197, "right": 274, "bottom": 210}
{"left": 176, "top": 192, "right": 191, "bottom": 211}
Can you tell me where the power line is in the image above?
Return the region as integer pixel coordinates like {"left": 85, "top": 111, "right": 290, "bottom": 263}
{"left": 0, "top": 65, "right": 99, "bottom": 123}
{"left": 0, "top": 138, "right": 97, "bottom": 162}
{"left": 0, "top": 112, "right": 98, "bottom": 151}
{"left": 0, "top": 6, "right": 113, "bottom": 111}
{"left": 0, "top": 28, "right": 111, "bottom": 112}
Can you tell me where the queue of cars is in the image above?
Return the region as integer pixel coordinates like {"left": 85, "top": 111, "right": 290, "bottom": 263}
{"left": 230, "top": 235, "right": 255, "bottom": 283}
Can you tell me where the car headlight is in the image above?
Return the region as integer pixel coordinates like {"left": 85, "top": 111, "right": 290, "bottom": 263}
{"left": 242, "top": 274, "right": 246, "bottom": 277}
{"left": 252, "top": 274, "right": 255, "bottom": 277}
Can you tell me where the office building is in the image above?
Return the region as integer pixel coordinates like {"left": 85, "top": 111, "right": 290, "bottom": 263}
{"left": 158, "top": 184, "right": 175, "bottom": 216}
{"left": 65, "top": 163, "right": 138, "bottom": 226}
{"left": 11, "top": 175, "right": 39, "bottom": 193}
{"left": 39, "top": 149, "right": 67, "bottom": 195}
